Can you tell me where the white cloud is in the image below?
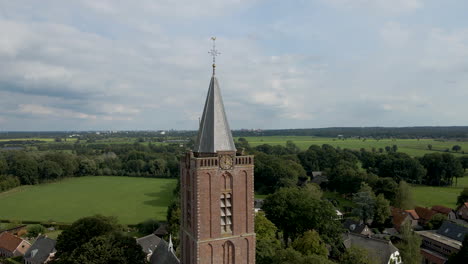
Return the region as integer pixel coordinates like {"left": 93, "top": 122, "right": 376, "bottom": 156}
{"left": 323, "top": 0, "right": 424, "bottom": 14}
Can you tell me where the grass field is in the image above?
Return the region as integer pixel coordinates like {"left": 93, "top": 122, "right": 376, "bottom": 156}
{"left": 0, "top": 176, "right": 177, "bottom": 225}
{"left": 411, "top": 174, "right": 468, "bottom": 209}
{"left": 238, "top": 136, "right": 468, "bottom": 157}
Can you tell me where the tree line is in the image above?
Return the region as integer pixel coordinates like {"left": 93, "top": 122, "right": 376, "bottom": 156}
{"left": 0, "top": 143, "right": 184, "bottom": 192}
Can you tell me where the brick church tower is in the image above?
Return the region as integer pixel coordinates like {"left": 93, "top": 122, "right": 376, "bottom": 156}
{"left": 180, "top": 44, "right": 255, "bottom": 264}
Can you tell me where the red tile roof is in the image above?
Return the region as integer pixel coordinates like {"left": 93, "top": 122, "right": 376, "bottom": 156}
{"left": 415, "top": 206, "right": 437, "bottom": 221}
{"left": 392, "top": 208, "right": 409, "bottom": 229}
{"left": 431, "top": 205, "right": 453, "bottom": 215}
{"left": 405, "top": 209, "right": 419, "bottom": 220}
{"left": 0, "top": 232, "right": 23, "bottom": 253}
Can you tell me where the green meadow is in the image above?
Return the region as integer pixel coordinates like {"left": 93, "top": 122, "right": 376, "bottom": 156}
{"left": 238, "top": 136, "right": 468, "bottom": 157}
{"left": 411, "top": 174, "right": 468, "bottom": 209}
{"left": 0, "top": 176, "right": 177, "bottom": 225}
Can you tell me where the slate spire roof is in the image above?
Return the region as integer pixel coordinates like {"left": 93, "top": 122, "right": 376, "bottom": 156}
{"left": 193, "top": 73, "right": 236, "bottom": 153}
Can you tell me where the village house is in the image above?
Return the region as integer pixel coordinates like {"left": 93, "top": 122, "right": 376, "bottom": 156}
{"left": 23, "top": 235, "right": 56, "bottom": 264}
{"left": 0, "top": 231, "right": 31, "bottom": 258}
{"left": 417, "top": 221, "right": 468, "bottom": 264}
{"left": 404, "top": 209, "right": 420, "bottom": 226}
{"left": 431, "top": 205, "right": 456, "bottom": 220}
{"left": 342, "top": 233, "right": 402, "bottom": 264}
{"left": 415, "top": 206, "right": 438, "bottom": 226}
{"left": 136, "top": 234, "right": 161, "bottom": 261}
{"left": 342, "top": 219, "right": 373, "bottom": 236}
{"left": 456, "top": 202, "right": 468, "bottom": 221}
{"left": 149, "top": 237, "right": 179, "bottom": 264}
{"left": 391, "top": 208, "right": 416, "bottom": 231}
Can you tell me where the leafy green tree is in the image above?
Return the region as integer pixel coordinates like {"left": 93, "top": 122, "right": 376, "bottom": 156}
{"left": 352, "top": 183, "right": 375, "bottom": 223}
{"left": 136, "top": 219, "right": 160, "bottom": 235}
{"left": 78, "top": 158, "right": 97, "bottom": 176}
{"left": 372, "top": 177, "right": 398, "bottom": 204}
{"left": 460, "top": 156, "right": 468, "bottom": 172}
{"left": 40, "top": 160, "right": 63, "bottom": 180}
{"left": 54, "top": 215, "right": 120, "bottom": 260}
{"left": 420, "top": 153, "right": 464, "bottom": 186}
{"left": 255, "top": 212, "right": 282, "bottom": 264}
{"left": 373, "top": 194, "right": 391, "bottom": 226}
{"left": 254, "top": 153, "right": 306, "bottom": 194}
{"left": 271, "top": 248, "right": 335, "bottom": 264}
{"left": 427, "top": 144, "right": 432, "bottom": 150}
{"left": 447, "top": 234, "right": 468, "bottom": 264}
{"left": 457, "top": 188, "right": 468, "bottom": 206}
{"left": 425, "top": 213, "right": 446, "bottom": 230}
{"left": 394, "top": 181, "right": 414, "bottom": 210}
{"left": 67, "top": 233, "right": 146, "bottom": 264}
{"left": 292, "top": 230, "right": 328, "bottom": 257}
{"left": 452, "top": 145, "right": 462, "bottom": 152}
{"left": 327, "top": 161, "right": 366, "bottom": 194}
{"left": 0, "top": 158, "right": 8, "bottom": 174}
{"left": 9, "top": 153, "right": 39, "bottom": 185}
{"left": 396, "top": 222, "right": 422, "bottom": 264}
{"left": 263, "top": 187, "right": 342, "bottom": 246}
{"left": 286, "top": 140, "right": 300, "bottom": 154}
{"left": 27, "top": 224, "right": 46, "bottom": 237}
{"left": 340, "top": 246, "right": 374, "bottom": 264}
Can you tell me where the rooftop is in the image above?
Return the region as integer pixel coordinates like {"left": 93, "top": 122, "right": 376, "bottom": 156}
{"left": 417, "top": 230, "right": 462, "bottom": 250}
{"left": 24, "top": 235, "right": 56, "bottom": 263}
{"left": 0, "top": 231, "right": 24, "bottom": 252}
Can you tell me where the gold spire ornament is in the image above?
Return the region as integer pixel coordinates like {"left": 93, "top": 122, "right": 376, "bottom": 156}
{"left": 208, "top": 37, "right": 220, "bottom": 75}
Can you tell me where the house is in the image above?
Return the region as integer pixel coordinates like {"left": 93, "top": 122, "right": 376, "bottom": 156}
{"left": 0, "top": 232, "right": 31, "bottom": 258}
{"left": 136, "top": 234, "right": 161, "bottom": 261}
{"left": 149, "top": 237, "right": 179, "bottom": 264}
{"left": 311, "top": 171, "right": 328, "bottom": 185}
{"left": 431, "top": 205, "right": 456, "bottom": 220}
{"left": 391, "top": 208, "right": 413, "bottom": 231}
{"left": 23, "top": 235, "right": 56, "bottom": 264}
{"left": 456, "top": 202, "right": 468, "bottom": 221}
{"left": 153, "top": 224, "right": 168, "bottom": 237}
{"left": 0, "top": 225, "right": 27, "bottom": 236}
{"left": 415, "top": 206, "right": 437, "bottom": 226}
{"left": 343, "top": 219, "right": 373, "bottom": 236}
{"left": 254, "top": 199, "right": 264, "bottom": 213}
{"left": 335, "top": 210, "right": 343, "bottom": 220}
{"left": 404, "top": 209, "right": 420, "bottom": 226}
{"left": 417, "top": 221, "right": 468, "bottom": 264}
{"left": 342, "top": 233, "right": 402, "bottom": 264}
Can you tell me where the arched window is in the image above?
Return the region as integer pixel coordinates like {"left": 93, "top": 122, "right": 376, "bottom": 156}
{"left": 223, "top": 241, "right": 235, "bottom": 264}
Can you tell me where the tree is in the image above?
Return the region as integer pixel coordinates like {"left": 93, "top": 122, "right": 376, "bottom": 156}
{"left": 457, "top": 188, "right": 468, "bottom": 207}
{"left": 78, "top": 158, "right": 97, "bottom": 176}
{"left": 27, "top": 224, "right": 46, "bottom": 237}
{"left": 352, "top": 183, "right": 375, "bottom": 223}
{"left": 54, "top": 215, "right": 120, "bottom": 260}
{"left": 340, "top": 246, "right": 374, "bottom": 264}
{"left": 67, "top": 233, "right": 146, "bottom": 264}
{"left": 447, "top": 234, "right": 468, "bottom": 264}
{"left": 327, "top": 161, "right": 366, "bottom": 194}
{"left": 136, "top": 219, "right": 160, "bottom": 235}
{"left": 263, "top": 187, "right": 342, "bottom": 246}
{"left": 291, "top": 230, "right": 328, "bottom": 257}
{"left": 40, "top": 160, "right": 63, "bottom": 180}
{"left": 460, "top": 156, "right": 468, "bottom": 172}
{"left": 452, "top": 145, "right": 462, "bottom": 152}
{"left": 392, "top": 145, "right": 398, "bottom": 152}
{"left": 271, "top": 248, "right": 334, "bottom": 264}
{"left": 420, "top": 153, "right": 464, "bottom": 186}
{"left": 427, "top": 144, "right": 432, "bottom": 150}
{"left": 372, "top": 177, "right": 398, "bottom": 204}
{"left": 0, "top": 158, "right": 8, "bottom": 174}
{"left": 9, "top": 153, "right": 39, "bottom": 185}
{"left": 373, "top": 194, "right": 391, "bottom": 226}
{"left": 394, "top": 181, "right": 414, "bottom": 210}
{"left": 396, "top": 222, "right": 422, "bottom": 264}
{"left": 255, "top": 212, "right": 282, "bottom": 264}
{"left": 425, "top": 213, "right": 446, "bottom": 230}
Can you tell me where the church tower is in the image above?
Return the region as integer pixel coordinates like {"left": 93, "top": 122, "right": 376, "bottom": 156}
{"left": 180, "top": 39, "right": 255, "bottom": 264}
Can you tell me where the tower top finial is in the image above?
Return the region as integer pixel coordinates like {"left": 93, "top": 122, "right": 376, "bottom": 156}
{"left": 208, "top": 37, "right": 220, "bottom": 75}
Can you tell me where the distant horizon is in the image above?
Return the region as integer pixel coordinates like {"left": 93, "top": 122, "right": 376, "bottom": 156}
{"left": 1, "top": 125, "right": 468, "bottom": 133}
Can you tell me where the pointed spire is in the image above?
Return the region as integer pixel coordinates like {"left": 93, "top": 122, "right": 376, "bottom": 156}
{"left": 194, "top": 76, "right": 236, "bottom": 153}
{"left": 168, "top": 235, "right": 173, "bottom": 252}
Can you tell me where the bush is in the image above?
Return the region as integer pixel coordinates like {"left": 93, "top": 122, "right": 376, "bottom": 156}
{"left": 27, "top": 224, "right": 46, "bottom": 237}
{"left": 136, "top": 219, "right": 160, "bottom": 235}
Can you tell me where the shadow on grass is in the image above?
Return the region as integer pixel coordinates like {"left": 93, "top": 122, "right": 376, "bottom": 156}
{"left": 142, "top": 182, "right": 176, "bottom": 207}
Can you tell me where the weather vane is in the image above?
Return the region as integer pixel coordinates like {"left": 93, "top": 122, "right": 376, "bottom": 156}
{"left": 208, "top": 37, "right": 220, "bottom": 75}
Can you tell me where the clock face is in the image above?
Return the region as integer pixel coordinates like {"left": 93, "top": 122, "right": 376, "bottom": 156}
{"left": 219, "top": 155, "right": 233, "bottom": 170}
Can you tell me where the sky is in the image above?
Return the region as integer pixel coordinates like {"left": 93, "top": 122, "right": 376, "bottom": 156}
{"left": 1, "top": 0, "right": 468, "bottom": 131}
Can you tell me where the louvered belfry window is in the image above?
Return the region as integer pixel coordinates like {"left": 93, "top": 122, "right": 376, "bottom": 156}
{"left": 221, "top": 193, "right": 232, "bottom": 233}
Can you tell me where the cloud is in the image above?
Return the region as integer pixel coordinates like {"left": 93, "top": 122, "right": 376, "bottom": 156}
{"left": 323, "top": 0, "right": 424, "bottom": 14}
